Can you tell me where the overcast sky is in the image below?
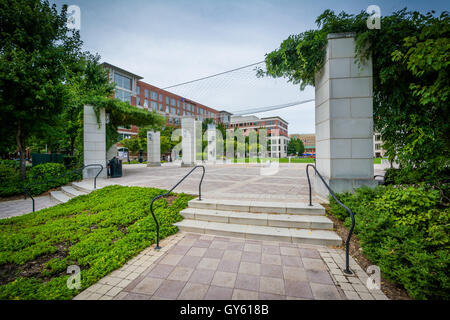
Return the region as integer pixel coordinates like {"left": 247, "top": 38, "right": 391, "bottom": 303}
{"left": 53, "top": 0, "right": 448, "bottom": 133}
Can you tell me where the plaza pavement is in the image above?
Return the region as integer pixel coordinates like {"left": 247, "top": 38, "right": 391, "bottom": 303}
{"left": 74, "top": 232, "right": 388, "bottom": 300}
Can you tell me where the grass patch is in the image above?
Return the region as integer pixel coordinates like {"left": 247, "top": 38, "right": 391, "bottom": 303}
{"left": 0, "top": 185, "right": 194, "bottom": 300}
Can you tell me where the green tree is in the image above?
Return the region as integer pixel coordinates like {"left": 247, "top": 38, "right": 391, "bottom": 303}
{"left": 287, "top": 138, "right": 305, "bottom": 156}
{"left": 0, "top": 0, "right": 84, "bottom": 179}
{"left": 259, "top": 9, "right": 449, "bottom": 186}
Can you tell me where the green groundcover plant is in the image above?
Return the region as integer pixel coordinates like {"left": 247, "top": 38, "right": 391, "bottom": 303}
{"left": 0, "top": 185, "right": 193, "bottom": 300}
{"left": 329, "top": 185, "right": 449, "bottom": 300}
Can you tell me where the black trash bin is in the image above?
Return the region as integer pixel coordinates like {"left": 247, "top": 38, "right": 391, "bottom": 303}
{"left": 108, "top": 157, "right": 123, "bottom": 178}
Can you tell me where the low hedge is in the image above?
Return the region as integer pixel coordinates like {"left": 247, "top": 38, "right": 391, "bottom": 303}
{"left": 0, "top": 185, "right": 194, "bottom": 300}
{"left": 329, "top": 185, "right": 449, "bottom": 299}
{"left": 0, "top": 162, "right": 81, "bottom": 197}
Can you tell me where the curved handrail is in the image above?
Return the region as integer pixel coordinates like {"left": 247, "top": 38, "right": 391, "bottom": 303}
{"left": 150, "top": 165, "right": 205, "bottom": 250}
{"left": 306, "top": 164, "right": 355, "bottom": 274}
{"left": 24, "top": 164, "right": 104, "bottom": 212}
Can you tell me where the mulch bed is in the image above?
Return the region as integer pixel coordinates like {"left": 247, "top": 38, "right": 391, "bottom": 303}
{"left": 322, "top": 203, "right": 412, "bottom": 300}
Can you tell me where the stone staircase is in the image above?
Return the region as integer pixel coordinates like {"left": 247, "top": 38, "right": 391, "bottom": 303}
{"left": 174, "top": 199, "right": 342, "bottom": 246}
{"left": 50, "top": 182, "right": 94, "bottom": 203}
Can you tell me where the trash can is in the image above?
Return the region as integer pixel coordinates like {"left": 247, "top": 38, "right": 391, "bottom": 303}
{"left": 108, "top": 157, "right": 123, "bottom": 178}
{"left": 138, "top": 150, "right": 144, "bottom": 163}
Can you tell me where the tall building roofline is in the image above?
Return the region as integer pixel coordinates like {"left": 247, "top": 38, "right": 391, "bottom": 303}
{"left": 101, "top": 62, "right": 143, "bottom": 80}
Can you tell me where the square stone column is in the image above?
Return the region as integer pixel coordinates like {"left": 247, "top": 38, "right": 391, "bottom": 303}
{"left": 83, "top": 105, "right": 107, "bottom": 179}
{"left": 207, "top": 123, "right": 216, "bottom": 163}
{"left": 181, "top": 118, "right": 202, "bottom": 167}
{"left": 314, "top": 33, "right": 377, "bottom": 195}
{"left": 147, "top": 131, "right": 161, "bottom": 167}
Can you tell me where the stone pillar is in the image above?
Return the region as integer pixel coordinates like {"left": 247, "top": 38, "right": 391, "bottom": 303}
{"left": 147, "top": 131, "right": 161, "bottom": 167}
{"left": 314, "top": 33, "right": 377, "bottom": 195}
{"left": 83, "top": 105, "right": 107, "bottom": 179}
{"left": 181, "top": 118, "right": 198, "bottom": 167}
{"left": 207, "top": 123, "right": 216, "bottom": 163}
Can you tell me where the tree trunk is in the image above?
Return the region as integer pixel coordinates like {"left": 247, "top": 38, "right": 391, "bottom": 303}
{"left": 16, "top": 121, "right": 26, "bottom": 180}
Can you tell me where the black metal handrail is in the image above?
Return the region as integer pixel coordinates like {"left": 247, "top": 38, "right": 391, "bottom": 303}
{"left": 306, "top": 164, "right": 355, "bottom": 274}
{"left": 150, "top": 165, "right": 205, "bottom": 250}
{"left": 24, "top": 164, "right": 104, "bottom": 212}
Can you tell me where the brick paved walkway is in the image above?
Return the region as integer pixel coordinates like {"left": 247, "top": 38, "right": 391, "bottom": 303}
{"left": 75, "top": 232, "right": 388, "bottom": 300}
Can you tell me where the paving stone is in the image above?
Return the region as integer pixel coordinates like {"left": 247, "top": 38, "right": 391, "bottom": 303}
{"left": 232, "top": 289, "right": 259, "bottom": 300}
{"left": 261, "top": 253, "right": 282, "bottom": 266}
{"left": 153, "top": 280, "right": 186, "bottom": 299}
{"left": 210, "top": 241, "right": 228, "bottom": 249}
{"left": 310, "top": 282, "right": 342, "bottom": 300}
{"left": 302, "top": 258, "right": 327, "bottom": 271}
{"left": 238, "top": 261, "right": 261, "bottom": 275}
{"left": 298, "top": 248, "right": 321, "bottom": 259}
{"left": 373, "top": 293, "right": 389, "bottom": 300}
{"left": 338, "top": 282, "right": 354, "bottom": 291}
{"left": 131, "top": 277, "right": 164, "bottom": 295}
{"left": 167, "top": 266, "right": 194, "bottom": 281}
{"left": 235, "top": 273, "right": 259, "bottom": 291}
{"left": 205, "top": 286, "right": 233, "bottom": 300}
{"left": 178, "top": 283, "right": 209, "bottom": 300}
{"left": 280, "top": 247, "right": 300, "bottom": 256}
{"left": 211, "top": 271, "right": 237, "bottom": 288}
{"left": 259, "top": 277, "right": 285, "bottom": 295}
{"left": 283, "top": 266, "right": 308, "bottom": 281}
{"left": 121, "top": 292, "right": 152, "bottom": 300}
{"left": 105, "top": 286, "right": 124, "bottom": 297}
{"left": 259, "top": 292, "right": 286, "bottom": 300}
{"left": 160, "top": 254, "right": 183, "bottom": 266}
{"left": 359, "top": 292, "right": 375, "bottom": 300}
{"left": 186, "top": 247, "right": 207, "bottom": 257}
{"left": 344, "top": 290, "right": 361, "bottom": 300}
{"left": 241, "top": 251, "right": 261, "bottom": 263}
{"left": 197, "top": 257, "right": 220, "bottom": 270}
{"left": 306, "top": 269, "right": 334, "bottom": 285}
{"left": 178, "top": 255, "right": 202, "bottom": 268}
{"left": 170, "top": 245, "right": 190, "bottom": 255}
{"left": 284, "top": 280, "right": 314, "bottom": 299}
{"left": 227, "top": 242, "right": 245, "bottom": 251}
{"left": 189, "top": 268, "right": 215, "bottom": 285}
{"left": 217, "top": 259, "right": 240, "bottom": 273}
{"left": 281, "top": 255, "right": 302, "bottom": 267}
{"left": 244, "top": 243, "right": 262, "bottom": 253}
{"left": 223, "top": 250, "right": 242, "bottom": 261}
{"left": 262, "top": 245, "right": 280, "bottom": 255}
{"left": 352, "top": 283, "right": 369, "bottom": 293}
{"left": 146, "top": 264, "right": 175, "bottom": 279}
{"left": 204, "top": 248, "right": 225, "bottom": 259}
{"left": 261, "top": 264, "right": 283, "bottom": 278}
{"left": 193, "top": 240, "right": 212, "bottom": 248}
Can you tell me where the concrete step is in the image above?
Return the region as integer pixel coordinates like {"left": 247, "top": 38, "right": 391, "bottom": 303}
{"left": 188, "top": 199, "right": 325, "bottom": 215}
{"left": 71, "top": 181, "right": 95, "bottom": 194}
{"left": 180, "top": 208, "right": 333, "bottom": 230}
{"left": 174, "top": 220, "right": 342, "bottom": 246}
{"left": 50, "top": 191, "right": 71, "bottom": 204}
{"left": 61, "top": 186, "right": 87, "bottom": 198}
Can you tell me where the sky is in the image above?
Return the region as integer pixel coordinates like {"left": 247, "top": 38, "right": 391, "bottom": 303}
{"left": 53, "top": 0, "right": 448, "bottom": 134}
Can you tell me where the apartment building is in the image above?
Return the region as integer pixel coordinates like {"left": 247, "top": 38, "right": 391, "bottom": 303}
{"left": 102, "top": 62, "right": 220, "bottom": 141}
{"left": 103, "top": 63, "right": 290, "bottom": 158}
{"left": 230, "top": 115, "right": 290, "bottom": 158}
{"left": 373, "top": 132, "right": 386, "bottom": 158}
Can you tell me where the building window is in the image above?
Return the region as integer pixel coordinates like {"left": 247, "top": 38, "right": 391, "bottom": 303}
{"left": 114, "top": 73, "right": 131, "bottom": 90}
{"left": 115, "top": 89, "right": 131, "bottom": 103}
{"left": 144, "top": 89, "right": 149, "bottom": 98}
{"left": 171, "top": 98, "right": 176, "bottom": 106}
{"left": 159, "top": 103, "right": 163, "bottom": 111}
{"left": 159, "top": 94, "right": 163, "bottom": 102}
{"left": 151, "top": 101, "right": 157, "bottom": 111}
{"left": 144, "top": 98, "right": 148, "bottom": 108}
{"left": 137, "top": 96, "right": 141, "bottom": 106}
{"left": 166, "top": 97, "right": 169, "bottom": 104}
{"left": 150, "top": 91, "right": 157, "bottom": 100}
{"left": 177, "top": 100, "right": 180, "bottom": 107}
{"left": 137, "top": 86, "right": 140, "bottom": 95}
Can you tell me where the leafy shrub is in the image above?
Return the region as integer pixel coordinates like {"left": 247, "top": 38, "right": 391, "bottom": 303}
{"left": 63, "top": 156, "right": 78, "bottom": 169}
{"left": 0, "top": 162, "right": 82, "bottom": 197}
{"left": 329, "top": 185, "right": 450, "bottom": 299}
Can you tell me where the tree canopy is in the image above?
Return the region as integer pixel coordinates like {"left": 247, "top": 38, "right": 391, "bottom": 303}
{"left": 259, "top": 8, "right": 449, "bottom": 186}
